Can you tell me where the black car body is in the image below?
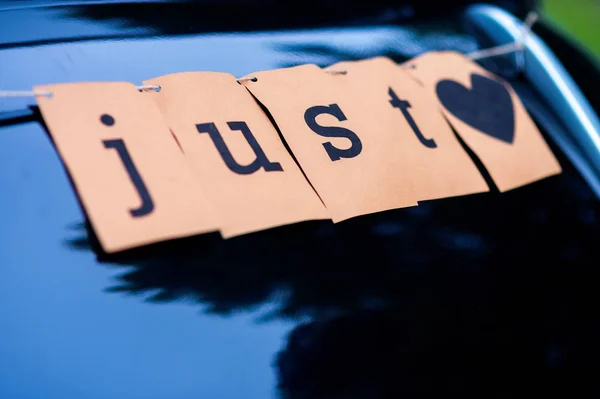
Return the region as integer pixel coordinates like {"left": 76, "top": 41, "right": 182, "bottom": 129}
{"left": 1, "top": 1, "right": 599, "bottom": 397}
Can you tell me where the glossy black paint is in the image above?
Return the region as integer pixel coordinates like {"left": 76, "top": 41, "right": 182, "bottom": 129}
{"left": 1, "top": 1, "right": 599, "bottom": 398}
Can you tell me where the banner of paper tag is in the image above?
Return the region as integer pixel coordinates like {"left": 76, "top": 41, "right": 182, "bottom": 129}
{"left": 33, "top": 51, "right": 562, "bottom": 253}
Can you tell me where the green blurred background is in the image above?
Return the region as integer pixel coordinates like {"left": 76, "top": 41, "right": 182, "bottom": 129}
{"left": 543, "top": 0, "right": 600, "bottom": 57}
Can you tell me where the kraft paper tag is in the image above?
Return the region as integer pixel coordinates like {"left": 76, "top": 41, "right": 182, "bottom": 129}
{"left": 144, "top": 72, "right": 328, "bottom": 237}
{"left": 406, "top": 51, "right": 561, "bottom": 191}
{"left": 243, "top": 64, "right": 418, "bottom": 222}
{"left": 35, "top": 82, "right": 220, "bottom": 253}
{"left": 330, "top": 57, "right": 489, "bottom": 201}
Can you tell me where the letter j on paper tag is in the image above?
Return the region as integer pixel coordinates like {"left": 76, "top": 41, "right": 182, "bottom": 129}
{"left": 407, "top": 51, "right": 561, "bottom": 192}
{"left": 35, "top": 82, "right": 220, "bottom": 253}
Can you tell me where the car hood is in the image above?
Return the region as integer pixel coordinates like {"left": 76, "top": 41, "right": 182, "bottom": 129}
{"left": 2, "top": 2, "right": 599, "bottom": 398}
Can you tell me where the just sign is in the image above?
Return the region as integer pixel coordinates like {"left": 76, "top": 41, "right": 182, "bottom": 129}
{"left": 36, "top": 52, "right": 561, "bottom": 253}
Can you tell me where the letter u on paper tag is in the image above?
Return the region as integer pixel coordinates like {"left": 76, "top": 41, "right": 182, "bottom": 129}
{"left": 330, "top": 57, "right": 489, "bottom": 202}
{"left": 144, "top": 72, "right": 328, "bottom": 237}
{"left": 35, "top": 82, "right": 220, "bottom": 253}
{"left": 242, "top": 64, "right": 418, "bottom": 223}
{"left": 406, "top": 51, "right": 561, "bottom": 191}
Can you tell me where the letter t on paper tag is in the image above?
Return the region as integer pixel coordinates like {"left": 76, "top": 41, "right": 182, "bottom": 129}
{"left": 144, "top": 72, "right": 328, "bottom": 237}
{"left": 330, "top": 57, "right": 489, "bottom": 202}
{"left": 243, "top": 64, "right": 417, "bottom": 222}
{"left": 407, "top": 51, "right": 561, "bottom": 191}
{"left": 36, "top": 82, "right": 220, "bottom": 253}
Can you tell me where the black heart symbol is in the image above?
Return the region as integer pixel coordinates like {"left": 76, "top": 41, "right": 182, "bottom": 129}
{"left": 436, "top": 73, "right": 515, "bottom": 144}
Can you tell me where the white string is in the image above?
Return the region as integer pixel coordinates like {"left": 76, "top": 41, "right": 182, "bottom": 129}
{"left": 0, "top": 84, "right": 160, "bottom": 99}
{"left": 467, "top": 11, "right": 538, "bottom": 61}
{"left": 236, "top": 69, "right": 346, "bottom": 83}
{"left": 323, "top": 69, "right": 347, "bottom": 75}
{"left": 0, "top": 90, "right": 53, "bottom": 98}
{"left": 0, "top": 12, "right": 538, "bottom": 99}
{"left": 236, "top": 76, "right": 257, "bottom": 83}
{"left": 137, "top": 84, "right": 161, "bottom": 92}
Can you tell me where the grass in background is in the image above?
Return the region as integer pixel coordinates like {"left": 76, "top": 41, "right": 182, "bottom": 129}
{"left": 543, "top": 0, "right": 600, "bottom": 57}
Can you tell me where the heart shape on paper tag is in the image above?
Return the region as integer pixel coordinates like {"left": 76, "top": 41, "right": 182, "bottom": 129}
{"left": 436, "top": 73, "right": 515, "bottom": 144}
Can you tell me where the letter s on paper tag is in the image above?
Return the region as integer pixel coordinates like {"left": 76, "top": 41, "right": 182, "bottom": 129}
{"left": 243, "top": 64, "right": 418, "bottom": 223}
{"left": 406, "top": 51, "right": 561, "bottom": 191}
{"left": 144, "top": 72, "right": 328, "bottom": 237}
{"left": 35, "top": 82, "right": 220, "bottom": 253}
